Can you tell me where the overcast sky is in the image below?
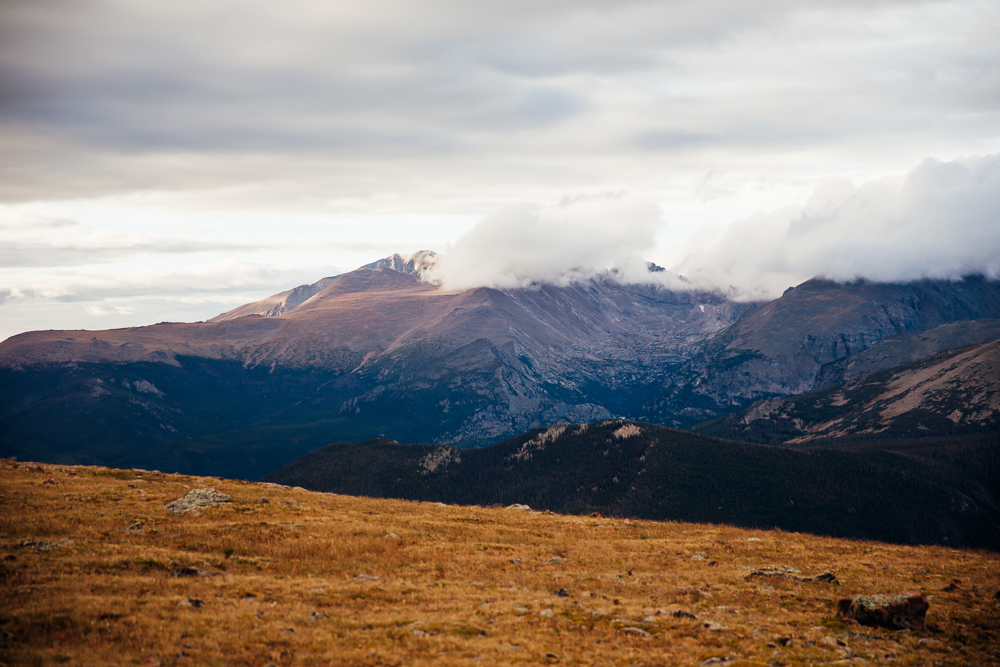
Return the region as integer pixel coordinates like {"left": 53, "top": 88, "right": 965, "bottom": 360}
{"left": 2, "top": 0, "right": 999, "bottom": 340}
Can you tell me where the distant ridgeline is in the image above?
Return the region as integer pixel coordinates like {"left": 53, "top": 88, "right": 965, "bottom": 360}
{"left": 1, "top": 252, "right": 999, "bottom": 482}
{"left": 263, "top": 420, "right": 1000, "bottom": 551}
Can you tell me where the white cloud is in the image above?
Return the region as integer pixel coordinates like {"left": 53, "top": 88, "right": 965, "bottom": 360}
{"left": 669, "top": 153, "right": 1000, "bottom": 298}
{"left": 425, "top": 195, "right": 673, "bottom": 290}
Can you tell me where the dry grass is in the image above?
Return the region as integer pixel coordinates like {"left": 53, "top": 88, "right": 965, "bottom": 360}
{"left": 1, "top": 459, "right": 998, "bottom": 667}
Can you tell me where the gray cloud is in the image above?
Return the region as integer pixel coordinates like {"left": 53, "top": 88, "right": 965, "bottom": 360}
{"left": 2, "top": 0, "right": 998, "bottom": 339}
{"left": 2, "top": 0, "right": 996, "bottom": 205}
{"left": 0, "top": 240, "right": 260, "bottom": 268}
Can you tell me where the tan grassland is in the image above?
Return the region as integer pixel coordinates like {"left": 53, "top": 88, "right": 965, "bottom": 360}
{"left": 1, "top": 459, "right": 998, "bottom": 666}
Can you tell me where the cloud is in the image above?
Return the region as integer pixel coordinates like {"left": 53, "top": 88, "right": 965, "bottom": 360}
{"left": 425, "top": 195, "right": 669, "bottom": 290}
{"left": 669, "top": 153, "right": 1000, "bottom": 298}
{"left": 1, "top": 0, "right": 997, "bottom": 207}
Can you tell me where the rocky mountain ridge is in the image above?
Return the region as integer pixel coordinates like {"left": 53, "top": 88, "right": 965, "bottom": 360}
{"left": 641, "top": 277, "right": 1000, "bottom": 426}
{"left": 2, "top": 253, "right": 999, "bottom": 478}
{"left": 695, "top": 337, "right": 1000, "bottom": 444}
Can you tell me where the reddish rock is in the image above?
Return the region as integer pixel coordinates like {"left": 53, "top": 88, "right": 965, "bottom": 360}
{"left": 836, "top": 592, "right": 928, "bottom": 630}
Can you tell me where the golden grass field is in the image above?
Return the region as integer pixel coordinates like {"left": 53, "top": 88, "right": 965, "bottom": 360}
{"left": 1, "top": 459, "right": 998, "bottom": 666}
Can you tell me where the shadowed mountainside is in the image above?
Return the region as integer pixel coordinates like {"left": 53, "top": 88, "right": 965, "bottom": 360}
{"left": 263, "top": 420, "right": 1000, "bottom": 551}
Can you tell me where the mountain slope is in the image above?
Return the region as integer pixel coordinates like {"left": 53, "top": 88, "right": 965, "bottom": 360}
{"left": 693, "top": 337, "right": 1000, "bottom": 444}
{"left": 0, "top": 258, "right": 749, "bottom": 475}
{"left": 641, "top": 277, "right": 1000, "bottom": 426}
{"left": 264, "top": 420, "right": 1000, "bottom": 550}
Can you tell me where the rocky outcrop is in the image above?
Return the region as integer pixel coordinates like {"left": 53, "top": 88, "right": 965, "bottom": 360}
{"left": 165, "top": 489, "right": 232, "bottom": 515}
{"left": 836, "top": 592, "right": 928, "bottom": 630}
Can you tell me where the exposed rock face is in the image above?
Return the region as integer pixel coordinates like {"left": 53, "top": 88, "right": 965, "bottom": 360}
{"left": 643, "top": 277, "right": 1000, "bottom": 426}
{"left": 814, "top": 318, "right": 1000, "bottom": 389}
{"left": 696, "top": 337, "right": 1000, "bottom": 443}
{"left": 836, "top": 592, "right": 929, "bottom": 630}
{"left": 360, "top": 250, "right": 439, "bottom": 277}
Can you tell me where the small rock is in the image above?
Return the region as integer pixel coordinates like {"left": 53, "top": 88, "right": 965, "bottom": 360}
{"left": 689, "top": 588, "right": 713, "bottom": 601}
{"left": 353, "top": 574, "right": 379, "bottom": 582}
{"left": 702, "top": 621, "right": 727, "bottom": 631}
{"left": 821, "top": 636, "right": 839, "bottom": 647}
{"left": 702, "top": 659, "right": 734, "bottom": 666}
{"left": 539, "top": 609, "right": 554, "bottom": 618}
{"left": 619, "top": 627, "right": 651, "bottom": 638}
{"left": 20, "top": 539, "right": 73, "bottom": 552}
{"left": 412, "top": 629, "right": 428, "bottom": 637}
{"left": 836, "top": 592, "right": 928, "bottom": 631}
{"left": 281, "top": 628, "right": 294, "bottom": 634}
{"left": 126, "top": 521, "right": 145, "bottom": 532}
{"left": 177, "top": 598, "right": 203, "bottom": 609}
{"left": 43, "top": 477, "right": 59, "bottom": 485}
{"left": 546, "top": 556, "right": 565, "bottom": 565}
{"left": 513, "top": 605, "right": 530, "bottom": 614}
{"left": 941, "top": 579, "right": 961, "bottom": 592}
{"left": 545, "top": 653, "right": 559, "bottom": 661}
{"left": 746, "top": 566, "right": 838, "bottom": 585}
{"left": 553, "top": 588, "right": 569, "bottom": 597}
{"left": 384, "top": 533, "right": 400, "bottom": 539}
{"left": 258, "top": 497, "right": 270, "bottom": 504}
{"left": 307, "top": 611, "right": 327, "bottom": 622}
{"left": 507, "top": 503, "right": 532, "bottom": 511}
{"left": 170, "top": 567, "right": 203, "bottom": 578}
{"left": 691, "top": 554, "right": 706, "bottom": 561}
{"left": 165, "top": 489, "right": 231, "bottom": 515}
{"left": 671, "top": 609, "right": 697, "bottom": 619}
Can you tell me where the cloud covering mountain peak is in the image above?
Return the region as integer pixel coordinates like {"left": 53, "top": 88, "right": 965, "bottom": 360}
{"left": 424, "top": 153, "right": 1000, "bottom": 299}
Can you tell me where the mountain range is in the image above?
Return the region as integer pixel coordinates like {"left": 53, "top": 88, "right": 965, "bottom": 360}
{"left": 1, "top": 252, "right": 998, "bottom": 480}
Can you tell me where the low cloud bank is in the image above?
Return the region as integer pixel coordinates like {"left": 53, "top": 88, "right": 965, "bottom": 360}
{"left": 428, "top": 154, "right": 1000, "bottom": 299}
{"left": 673, "top": 153, "right": 1000, "bottom": 299}
{"left": 425, "top": 195, "right": 676, "bottom": 290}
